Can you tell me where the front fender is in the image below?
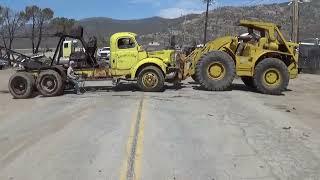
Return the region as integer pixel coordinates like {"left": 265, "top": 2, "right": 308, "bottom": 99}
{"left": 131, "top": 58, "right": 167, "bottom": 80}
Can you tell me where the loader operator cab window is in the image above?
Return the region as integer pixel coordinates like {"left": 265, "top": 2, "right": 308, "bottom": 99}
{"left": 118, "top": 38, "right": 136, "bottom": 49}
{"left": 239, "top": 28, "right": 261, "bottom": 43}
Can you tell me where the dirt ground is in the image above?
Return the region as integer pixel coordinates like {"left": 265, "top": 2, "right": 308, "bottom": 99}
{"left": 0, "top": 69, "right": 320, "bottom": 180}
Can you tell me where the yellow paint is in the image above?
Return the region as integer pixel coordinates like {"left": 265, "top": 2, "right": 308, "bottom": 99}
{"left": 119, "top": 96, "right": 145, "bottom": 180}
{"left": 208, "top": 62, "right": 225, "bottom": 80}
{"left": 133, "top": 98, "right": 145, "bottom": 180}
{"left": 130, "top": 58, "right": 167, "bottom": 80}
{"left": 263, "top": 68, "right": 281, "bottom": 87}
{"left": 188, "top": 20, "right": 299, "bottom": 81}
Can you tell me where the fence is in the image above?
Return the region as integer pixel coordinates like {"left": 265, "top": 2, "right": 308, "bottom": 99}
{"left": 299, "top": 43, "right": 320, "bottom": 74}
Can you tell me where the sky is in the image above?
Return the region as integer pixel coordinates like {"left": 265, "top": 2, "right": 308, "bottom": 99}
{"left": 0, "top": 0, "right": 289, "bottom": 20}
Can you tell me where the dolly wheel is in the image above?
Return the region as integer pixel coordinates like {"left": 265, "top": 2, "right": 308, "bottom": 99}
{"left": 9, "top": 72, "right": 35, "bottom": 99}
{"left": 36, "top": 70, "right": 64, "bottom": 97}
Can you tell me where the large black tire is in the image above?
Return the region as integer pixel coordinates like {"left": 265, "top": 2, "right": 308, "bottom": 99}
{"left": 253, "top": 58, "right": 289, "bottom": 95}
{"left": 36, "top": 70, "right": 64, "bottom": 97}
{"left": 196, "top": 51, "right": 236, "bottom": 91}
{"left": 137, "top": 66, "right": 165, "bottom": 92}
{"left": 9, "top": 72, "right": 35, "bottom": 99}
{"left": 241, "top": 76, "right": 255, "bottom": 89}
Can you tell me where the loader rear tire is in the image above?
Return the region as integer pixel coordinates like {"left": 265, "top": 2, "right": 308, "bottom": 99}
{"left": 241, "top": 76, "right": 255, "bottom": 89}
{"left": 196, "top": 51, "right": 236, "bottom": 91}
{"left": 137, "top": 66, "right": 164, "bottom": 92}
{"left": 9, "top": 72, "right": 35, "bottom": 99}
{"left": 36, "top": 70, "right": 64, "bottom": 97}
{"left": 253, "top": 58, "right": 289, "bottom": 95}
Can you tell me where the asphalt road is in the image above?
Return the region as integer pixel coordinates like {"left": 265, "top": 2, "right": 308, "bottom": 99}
{"left": 0, "top": 70, "right": 320, "bottom": 180}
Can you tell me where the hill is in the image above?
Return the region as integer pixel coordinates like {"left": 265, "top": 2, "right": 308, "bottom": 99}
{"left": 11, "top": 1, "right": 320, "bottom": 49}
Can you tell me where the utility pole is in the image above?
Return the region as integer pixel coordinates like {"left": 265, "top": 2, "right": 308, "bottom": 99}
{"left": 203, "top": 0, "right": 210, "bottom": 44}
{"left": 291, "top": 0, "right": 299, "bottom": 43}
{"left": 182, "top": 14, "right": 187, "bottom": 46}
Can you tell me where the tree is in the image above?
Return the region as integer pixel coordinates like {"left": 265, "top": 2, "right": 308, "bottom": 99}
{"left": 25, "top": 6, "right": 54, "bottom": 53}
{"left": 0, "top": 6, "right": 26, "bottom": 50}
{"left": 202, "top": 0, "right": 215, "bottom": 44}
{"left": 51, "top": 17, "right": 76, "bottom": 34}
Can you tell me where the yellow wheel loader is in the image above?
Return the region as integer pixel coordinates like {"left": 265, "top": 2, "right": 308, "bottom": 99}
{"left": 187, "top": 20, "right": 299, "bottom": 95}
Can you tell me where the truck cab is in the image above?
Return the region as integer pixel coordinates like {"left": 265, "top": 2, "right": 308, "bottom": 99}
{"left": 60, "top": 30, "right": 183, "bottom": 92}
{"left": 109, "top": 32, "right": 177, "bottom": 79}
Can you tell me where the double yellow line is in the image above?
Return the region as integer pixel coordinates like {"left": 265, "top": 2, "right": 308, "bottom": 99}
{"left": 120, "top": 96, "right": 145, "bottom": 180}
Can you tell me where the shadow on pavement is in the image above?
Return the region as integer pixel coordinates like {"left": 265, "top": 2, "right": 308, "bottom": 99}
{"left": 192, "top": 83, "right": 287, "bottom": 96}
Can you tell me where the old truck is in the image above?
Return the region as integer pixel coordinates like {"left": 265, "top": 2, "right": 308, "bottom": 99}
{"left": 8, "top": 27, "right": 185, "bottom": 99}
{"left": 186, "top": 20, "right": 299, "bottom": 95}
{"left": 7, "top": 20, "right": 299, "bottom": 98}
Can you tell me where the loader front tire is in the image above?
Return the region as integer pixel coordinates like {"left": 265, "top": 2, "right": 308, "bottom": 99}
{"left": 196, "top": 51, "right": 236, "bottom": 91}
{"left": 37, "top": 70, "right": 64, "bottom": 97}
{"left": 253, "top": 58, "right": 289, "bottom": 95}
{"left": 137, "top": 66, "right": 164, "bottom": 92}
{"left": 9, "top": 72, "right": 35, "bottom": 99}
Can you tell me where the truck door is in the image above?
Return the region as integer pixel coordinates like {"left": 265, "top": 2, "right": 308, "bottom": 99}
{"left": 113, "top": 37, "right": 138, "bottom": 74}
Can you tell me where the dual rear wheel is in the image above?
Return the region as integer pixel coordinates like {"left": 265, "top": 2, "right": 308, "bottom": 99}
{"left": 36, "top": 70, "right": 65, "bottom": 97}
{"left": 9, "top": 70, "right": 65, "bottom": 99}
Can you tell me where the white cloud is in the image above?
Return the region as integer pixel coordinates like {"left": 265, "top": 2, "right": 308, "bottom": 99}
{"left": 158, "top": 0, "right": 206, "bottom": 19}
{"left": 158, "top": 8, "right": 203, "bottom": 19}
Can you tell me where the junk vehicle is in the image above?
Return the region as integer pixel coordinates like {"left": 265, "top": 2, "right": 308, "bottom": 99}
{"left": 186, "top": 20, "right": 299, "bottom": 95}
{"left": 6, "top": 26, "right": 186, "bottom": 99}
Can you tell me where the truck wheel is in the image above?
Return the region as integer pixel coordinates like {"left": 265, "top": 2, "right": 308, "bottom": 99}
{"left": 196, "top": 51, "right": 236, "bottom": 91}
{"left": 137, "top": 66, "right": 165, "bottom": 92}
{"left": 241, "top": 76, "right": 255, "bottom": 89}
{"left": 254, "top": 58, "right": 289, "bottom": 95}
{"left": 36, "top": 70, "right": 64, "bottom": 97}
{"left": 9, "top": 72, "right": 35, "bottom": 99}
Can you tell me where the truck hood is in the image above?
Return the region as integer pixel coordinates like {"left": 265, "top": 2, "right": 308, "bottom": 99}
{"left": 147, "top": 50, "right": 175, "bottom": 64}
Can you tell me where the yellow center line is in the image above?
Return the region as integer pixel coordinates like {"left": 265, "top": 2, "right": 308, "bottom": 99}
{"left": 120, "top": 95, "right": 145, "bottom": 180}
